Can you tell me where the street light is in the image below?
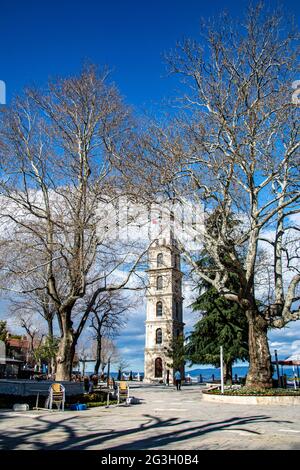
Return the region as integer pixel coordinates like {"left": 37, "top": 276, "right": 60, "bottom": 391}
{"left": 107, "top": 357, "right": 111, "bottom": 387}
{"left": 274, "top": 349, "right": 281, "bottom": 387}
{"left": 220, "top": 346, "right": 224, "bottom": 394}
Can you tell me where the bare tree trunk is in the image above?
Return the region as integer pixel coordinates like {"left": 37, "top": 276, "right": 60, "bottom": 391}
{"left": 94, "top": 335, "right": 102, "bottom": 375}
{"left": 246, "top": 311, "right": 272, "bottom": 388}
{"left": 55, "top": 315, "right": 76, "bottom": 381}
{"left": 223, "top": 361, "right": 233, "bottom": 385}
{"left": 50, "top": 357, "right": 55, "bottom": 376}
{"left": 47, "top": 318, "right": 53, "bottom": 339}
{"left": 47, "top": 318, "right": 55, "bottom": 375}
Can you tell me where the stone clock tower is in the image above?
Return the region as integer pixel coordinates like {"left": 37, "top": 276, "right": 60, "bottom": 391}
{"left": 144, "top": 236, "right": 184, "bottom": 384}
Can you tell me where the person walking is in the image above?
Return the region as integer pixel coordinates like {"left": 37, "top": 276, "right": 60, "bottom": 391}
{"left": 174, "top": 369, "right": 182, "bottom": 391}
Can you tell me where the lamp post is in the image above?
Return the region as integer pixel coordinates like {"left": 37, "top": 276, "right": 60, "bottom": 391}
{"left": 220, "top": 346, "right": 224, "bottom": 394}
{"left": 107, "top": 357, "right": 111, "bottom": 387}
{"left": 274, "top": 349, "right": 281, "bottom": 387}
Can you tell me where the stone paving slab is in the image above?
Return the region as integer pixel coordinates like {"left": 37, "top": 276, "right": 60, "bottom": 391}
{"left": 0, "top": 385, "right": 300, "bottom": 450}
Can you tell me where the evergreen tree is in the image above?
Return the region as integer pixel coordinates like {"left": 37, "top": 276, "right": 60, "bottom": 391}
{"left": 165, "top": 333, "right": 185, "bottom": 377}
{"left": 0, "top": 321, "right": 8, "bottom": 343}
{"left": 33, "top": 336, "right": 59, "bottom": 372}
{"left": 186, "top": 255, "right": 249, "bottom": 384}
{"left": 0, "top": 321, "right": 9, "bottom": 357}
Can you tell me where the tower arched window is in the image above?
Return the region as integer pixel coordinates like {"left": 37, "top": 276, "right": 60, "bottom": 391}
{"left": 157, "top": 253, "right": 163, "bottom": 267}
{"left": 156, "top": 328, "right": 162, "bottom": 344}
{"left": 157, "top": 276, "right": 163, "bottom": 290}
{"left": 155, "top": 210, "right": 162, "bottom": 230}
{"left": 156, "top": 301, "right": 163, "bottom": 317}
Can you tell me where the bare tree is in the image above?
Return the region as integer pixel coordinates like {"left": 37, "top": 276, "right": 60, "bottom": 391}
{"left": 16, "top": 312, "right": 44, "bottom": 364}
{"left": 0, "top": 66, "right": 145, "bottom": 380}
{"left": 9, "top": 275, "right": 56, "bottom": 339}
{"left": 77, "top": 339, "right": 93, "bottom": 376}
{"left": 89, "top": 290, "right": 129, "bottom": 375}
{"left": 116, "top": 358, "right": 131, "bottom": 379}
{"left": 92, "top": 337, "right": 119, "bottom": 377}
{"left": 118, "top": 4, "right": 300, "bottom": 388}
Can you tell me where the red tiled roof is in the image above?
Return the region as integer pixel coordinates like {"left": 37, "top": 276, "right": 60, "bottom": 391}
{"left": 7, "top": 337, "right": 30, "bottom": 349}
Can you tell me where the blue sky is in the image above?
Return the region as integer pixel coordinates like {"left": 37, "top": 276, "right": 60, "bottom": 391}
{"left": 1, "top": 0, "right": 300, "bottom": 372}
{"left": 1, "top": 0, "right": 299, "bottom": 107}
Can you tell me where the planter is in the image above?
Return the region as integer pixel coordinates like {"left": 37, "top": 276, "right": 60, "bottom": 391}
{"left": 202, "top": 391, "right": 300, "bottom": 405}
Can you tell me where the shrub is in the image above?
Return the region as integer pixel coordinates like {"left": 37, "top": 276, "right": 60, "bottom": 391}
{"left": 203, "top": 387, "right": 300, "bottom": 396}
{"left": 86, "top": 400, "right": 118, "bottom": 408}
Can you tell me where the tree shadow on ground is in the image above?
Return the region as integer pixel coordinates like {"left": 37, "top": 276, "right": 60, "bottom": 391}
{"left": 108, "top": 414, "right": 292, "bottom": 450}
{"left": 0, "top": 411, "right": 293, "bottom": 450}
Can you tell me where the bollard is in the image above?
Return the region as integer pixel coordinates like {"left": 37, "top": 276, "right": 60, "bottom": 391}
{"left": 105, "top": 391, "right": 110, "bottom": 408}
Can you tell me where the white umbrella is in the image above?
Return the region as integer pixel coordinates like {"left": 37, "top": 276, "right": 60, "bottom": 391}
{"left": 284, "top": 354, "right": 300, "bottom": 390}
{"left": 284, "top": 354, "right": 300, "bottom": 364}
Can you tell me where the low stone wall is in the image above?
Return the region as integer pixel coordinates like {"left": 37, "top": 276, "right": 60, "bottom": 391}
{"left": 202, "top": 391, "right": 300, "bottom": 405}
{"left": 0, "top": 379, "right": 83, "bottom": 396}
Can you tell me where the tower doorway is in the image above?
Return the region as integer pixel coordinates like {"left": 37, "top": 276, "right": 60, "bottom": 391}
{"left": 155, "top": 357, "right": 163, "bottom": 378}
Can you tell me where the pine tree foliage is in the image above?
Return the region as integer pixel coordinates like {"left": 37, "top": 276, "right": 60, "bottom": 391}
{"left": 165, "top": 333, "right": 185, "bottom": 372}
{"left": 0, "top": 321, "right": 8, "bottom": 343}
{"left": 186, "top": 252, "right": 249, "bottom": 381}
{"left": 187, "top": 287, "right": 249, "bottom": 367}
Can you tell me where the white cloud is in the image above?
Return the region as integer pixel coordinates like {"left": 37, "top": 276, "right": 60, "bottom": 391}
{"left": 268, "top": 320, "right": 300, "bottom": 359}
{"left": 291, "top": 340, "right": 300, "bottom": 352}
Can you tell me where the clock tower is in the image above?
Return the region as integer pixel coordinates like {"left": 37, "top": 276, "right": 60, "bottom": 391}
{"left": 144, "top": 236, "right": 184, "bottom": 384}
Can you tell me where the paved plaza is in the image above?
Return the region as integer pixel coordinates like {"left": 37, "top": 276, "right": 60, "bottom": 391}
{"left": 0, "top": 384, "right": 300, "bottom": 450}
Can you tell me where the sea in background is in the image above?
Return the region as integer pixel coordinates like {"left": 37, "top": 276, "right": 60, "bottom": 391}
{"left": 80, "top": 364, "right": 300, "bottom": 381}
{"left": 187, "top": 366, "right": 300, "bottom": 381}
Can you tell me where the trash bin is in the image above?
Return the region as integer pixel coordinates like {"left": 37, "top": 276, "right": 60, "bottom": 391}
{"left": 272, "top": 378, "right": 279, "bottom": 388}
{"left": 280, "top": 375, "right": 287, "bottom": 388}
{"left": 70, "top": 403, "right": 87, "bottom": 410}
